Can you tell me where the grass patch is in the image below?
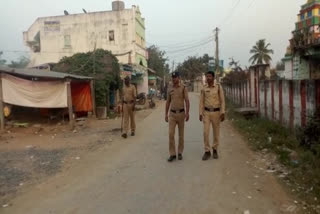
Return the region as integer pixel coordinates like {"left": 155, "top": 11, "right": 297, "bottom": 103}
{"left": 226, "top": 99, "right": 320, "bottom": 209}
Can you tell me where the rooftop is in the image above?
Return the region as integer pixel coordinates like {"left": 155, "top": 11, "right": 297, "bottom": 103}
{"left": 0, "top": 66, "right": 93, "bottom": 81}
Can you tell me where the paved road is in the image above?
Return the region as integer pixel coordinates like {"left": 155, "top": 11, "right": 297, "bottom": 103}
{"left": 2, "top": 94, "right": 297, "bottom": 214}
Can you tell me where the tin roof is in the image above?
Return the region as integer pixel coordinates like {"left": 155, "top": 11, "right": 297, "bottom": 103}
{"left": 0, "top": 66, "right": 93, "bottom": 80}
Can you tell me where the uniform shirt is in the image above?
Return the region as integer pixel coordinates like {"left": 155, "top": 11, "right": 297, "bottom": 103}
{"left": 123, "top": 84, "right": 137, "bottom": 102}
{"left": 199, "top": 82, "right": 225, "bottom": 115}
{"left": 167, "top": 84, "right": 189, "bottom": 110}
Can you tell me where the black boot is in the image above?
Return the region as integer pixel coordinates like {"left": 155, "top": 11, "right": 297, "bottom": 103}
{"left": 212, "top": 149, "right": 219, "bottom": 159}
{"left": 178, "top": 154, "right": 183, "bottom": 160}
{"left": 167, "top": 155, "right": 177, "bottom": 162}
{"left": 202, "top": 152, "right": 211, "bottom": 161}
{"left": 131, "top": 131, "right": 135, "bottom": 136}
{"left": 122, "top": 133, "right": 127, "bottom": 139}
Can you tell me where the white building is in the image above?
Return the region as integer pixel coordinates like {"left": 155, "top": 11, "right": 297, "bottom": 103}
{"left": 23, "top": 1, "right": 149, "bottom": 93}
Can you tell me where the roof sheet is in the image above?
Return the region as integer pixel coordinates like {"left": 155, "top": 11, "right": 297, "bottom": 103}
{"left": 0, "top": 66, "right": 92, "bottom": 80}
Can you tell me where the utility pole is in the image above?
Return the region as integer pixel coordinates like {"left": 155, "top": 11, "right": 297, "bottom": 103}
{"left": 171, "top": 61, "right": 175, "bottom": 73}
{"left": 214, "top": 27, "right": 220, "bottom": 81}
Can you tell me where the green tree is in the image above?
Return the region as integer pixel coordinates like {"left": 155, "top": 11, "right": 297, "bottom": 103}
{"left": 175, "top": 54, "right": 214, "bottom": 80}
{"left": 147, "top": 45, "right": 170, "bottom": 77}
{"left": 249, "top": 39, "right": 274, "bottom": 65}
{"left": 229, "top": 57, "right": 243, "bottom": 72}
{"left": 54, "top": 49, "right": 121, "bottom": 107}
{"left": 0, "top": 51, "right": 7, "bottom": 65}
{"left": 8, "top": 56, "right": 30, "bottom": 68}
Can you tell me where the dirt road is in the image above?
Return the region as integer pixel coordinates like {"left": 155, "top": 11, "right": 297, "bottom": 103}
{"left": 1, "top": 94, "right": 299, "bottom": 214}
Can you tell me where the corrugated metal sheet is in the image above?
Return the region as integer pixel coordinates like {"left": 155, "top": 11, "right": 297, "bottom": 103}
{"left": 0, "top": 66, "right": 92, "bottom": 80}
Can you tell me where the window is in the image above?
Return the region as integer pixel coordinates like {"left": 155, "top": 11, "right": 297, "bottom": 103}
{"left": 109, "top": 30, "right": 115, "bottom": 41}
{"left": 301, "top": 14, "right": 305, "bottom": 20}
{"left": 308, "top": 10, "right": 312, "bottom": 18}
{"left": 64, "top": 35, "right": 71, "bottom": 48}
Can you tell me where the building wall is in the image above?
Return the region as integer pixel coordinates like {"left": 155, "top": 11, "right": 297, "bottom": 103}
{"left": 24, "top": 7, "right": 147, "bottom": 68}
{"left": 293, "top": 81, "right": 302, "bottom": 126}
{"left": 293, "top": 55, "right": 310, "bottom": 80}
{"left": 137, "top": 74, "right": 148, "bottom": 94}
{"left": 224, "top": 79, "right": 319, "bottom": 128}
{"left": 282, "top": 81, "right": 291, "bottom": 126}
{"left": 250, "top": 69, "right": 255, "bottom": 107}
{"left": 193, "top": 80, "right": 203, "bottom": 93}
{"left": 274, "top": 81, "right": 280, "bottom": 120}
{"left": 284, "top": 59, "right": 293, "bottom": 79}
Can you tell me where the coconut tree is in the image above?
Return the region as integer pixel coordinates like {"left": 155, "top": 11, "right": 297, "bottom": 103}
{"left": 249, "top": 39, "right": 274, "bottom": 64}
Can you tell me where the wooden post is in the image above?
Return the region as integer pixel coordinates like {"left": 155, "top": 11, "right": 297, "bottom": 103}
{"left": 66, "top": 80, "right": 74, "bottom": 129}
{"left": 90, "top": 80, "right": 96, "bottom": 117}
{"left": 0, "top": 73, "right": 4, "bottom": 130}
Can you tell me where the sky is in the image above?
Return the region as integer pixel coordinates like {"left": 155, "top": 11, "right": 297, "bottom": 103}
{"left": 0, "top": 0, "right": 306, "bottom": 68}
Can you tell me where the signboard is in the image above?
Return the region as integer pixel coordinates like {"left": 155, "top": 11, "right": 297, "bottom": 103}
{"left": 208, "top": 59, "right": 224, "bottom": 70}
{"left": 44, "top": 21, "right": 60, "bottom": 32}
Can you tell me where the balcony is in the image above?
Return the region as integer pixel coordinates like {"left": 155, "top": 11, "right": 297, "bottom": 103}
{"left": 290, "top": 32, "right": 320, "bottom": 51}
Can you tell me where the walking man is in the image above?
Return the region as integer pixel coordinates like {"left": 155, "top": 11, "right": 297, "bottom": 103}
{"left": 199, "top": 71, "right": 225, "bottom": 160}
{"left": 122, "top": 76, "right": 137, "bottom": 139}
{"left": 165, "top": 72, "right": 190, "bottom": 162}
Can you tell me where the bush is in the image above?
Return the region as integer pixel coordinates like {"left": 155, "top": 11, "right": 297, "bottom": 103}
{"left": 297, "top": 109, "right": 320, "bottom": 153}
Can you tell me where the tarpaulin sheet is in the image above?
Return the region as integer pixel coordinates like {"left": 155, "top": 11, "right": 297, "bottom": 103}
{"left": 2, "top": 74, "right": 68, "bottom": 108}
{"left": 71, "top": 82, "right": 93, "bottom": 112}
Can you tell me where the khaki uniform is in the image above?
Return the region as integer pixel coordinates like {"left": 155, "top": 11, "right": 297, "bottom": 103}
{"left": 199, "top": 83, "right": 225, "bottom": 152}
{"left": 167, "top": 85, "right": 189, "bottom": 156}
{"left": 122, "top": 84, "right": 137, "bottom": 134}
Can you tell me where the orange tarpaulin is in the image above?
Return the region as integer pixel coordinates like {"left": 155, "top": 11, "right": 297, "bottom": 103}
{"left": 71, "top": 82, "right": 93, "bottom": 112}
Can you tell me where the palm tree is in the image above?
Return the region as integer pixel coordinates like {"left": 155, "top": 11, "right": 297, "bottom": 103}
{"left": 249, "top": 39, "right": 274, "bottom": 65}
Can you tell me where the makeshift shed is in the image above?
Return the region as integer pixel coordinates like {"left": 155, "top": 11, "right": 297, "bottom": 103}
{"left": 0, "top": 66, "right": 95, "bottom": 130}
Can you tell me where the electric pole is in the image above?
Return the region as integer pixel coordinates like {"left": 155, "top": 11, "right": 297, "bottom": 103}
{"left": 171, "top": 61, "right": 175, "bottom": 73}
{"left": 214, "top": 27, "right": 220, "bottom": 81}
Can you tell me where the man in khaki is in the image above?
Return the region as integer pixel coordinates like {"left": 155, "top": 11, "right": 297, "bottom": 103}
{"left": 165, "top": 72, "right": 190, "bottom": 162}
{"left": 199, "top": 71, "right": 225, "bottom": 160}
{"left": 122, "top": 76, "right": 137, "bottom": 139}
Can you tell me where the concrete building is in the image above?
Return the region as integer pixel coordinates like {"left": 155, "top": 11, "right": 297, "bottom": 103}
{"left": 23, "top": 1, "right": 149, "bottom": 93}
{"left": 282, "top": 0, "right": 320, "bottom": 80}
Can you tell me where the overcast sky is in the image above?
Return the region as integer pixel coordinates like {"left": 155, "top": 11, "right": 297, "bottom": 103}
{"left": 0, "top": 0, "right": 305, "bottom": 68}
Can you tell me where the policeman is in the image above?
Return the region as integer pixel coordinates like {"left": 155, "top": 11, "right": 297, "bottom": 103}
{"left": 165, "top": 71, "right": 190, "bottom": 162}
{"left": 199, "top": 71, "right": 225, "bottom": 160}
{"left": 122, "top": 76, "right": 137, "bottom": 138}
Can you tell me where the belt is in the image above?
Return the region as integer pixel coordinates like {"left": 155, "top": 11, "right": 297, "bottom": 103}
{"left": 123, "top": 100, "right": 134, "bottom": 104}
{"left": 205, "top": 107, "right": 220, "bottom": 112}
{"left": 171, "top": 109, "right": 185, "bottom": 113}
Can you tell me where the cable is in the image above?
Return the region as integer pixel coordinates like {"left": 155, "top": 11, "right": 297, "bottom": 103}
{"left": 169, "top": 42, "right": 212, "bottom": 59}
{"left": 221, "top": 0, "right": 256, "bottom": 27}
{"left": 165, "top": 38, "right": 213, "bottom": 54}
{"left": 218, "top": 0, "right": 241, "bottom": 27}
{"left": 149, "top": 35, "right": 212, "bottom": 49}
{"left": 247, "top": 0, "right": 255, "bottom": 9}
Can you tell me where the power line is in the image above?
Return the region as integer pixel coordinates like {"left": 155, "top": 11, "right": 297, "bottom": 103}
{"left": 218, "top": 0, "right": 241, "bottom": 27}
{"left": 169, "top": 45, "right": 205, "bottom": 61}
{"left": 165, "top": 38, "right": 214, "bottom": 54}
{"left": 148, "top": 35, "right": 212, "bottom": 50}
{"left": 247, "top": 0, "right": 256, "bottom": 9}
{"left": 221, "top": 0, "right": 256, "bottom": 27}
